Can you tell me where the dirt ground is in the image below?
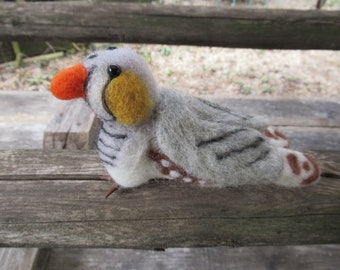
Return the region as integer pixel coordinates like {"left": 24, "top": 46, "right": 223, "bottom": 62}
{"left": 0, "top": 0, "right": 339, "bottom": 98}
{"left": 1, "top": 44, "right": 339, "bottom": 98}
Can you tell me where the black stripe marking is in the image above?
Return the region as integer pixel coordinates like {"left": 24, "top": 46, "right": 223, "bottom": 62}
{"left": 198, "top": 98, "right": 251, "bottom": 120}
{"left": 197, "top": 128, "right": 248, "bottom": 147}
{"left": 84, "top": 65, "right": 97, "bottom": 94}
{"left": 101, "top": 125, "right": 127, "bottom": 139}
{"left": 87, "top": 53, "right": 98, "bottom": 59}
{"left": 96, "top": 141, "right": 119, "bottom": 158}
{"left": 97, "top": 137, "right": 120, "bottom": 151}
{"left": 246, "top": 149, "right": 270, "bottom": 166}
{"left": 216, "top": 137, "right": 265, "bottom": 161}
{"left": 101, "top": 158, "right": 116, "bottom": 167}
{"left": 102, "top": 98, "right": 117, "bottom": 121}
{"left": 98, "top": 147, "right": 117, "bottom": 160}
{"left": 98, "top": 151, "right": 116, "bottom": 167}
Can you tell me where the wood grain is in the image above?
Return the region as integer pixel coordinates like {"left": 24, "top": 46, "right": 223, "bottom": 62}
{"left": 0, "top": 149, "right": 105, "bottom": 180}
{"left": 0, "top": 2, "right": 339, "bottom": 49}
{"left": 43, "top": 100, "right": 99, "bottom": 150}
{"left": 45, "top": 245, "right": 340, "bottom": 270}
{"left": 0, "top": 248, "right": 40, "bottom": 270}
{"left": 279, "top": 127, "right": 340, "bottom": 152}
{"left": 0, "top": 141, "right": 338, "bottom": 249}
{"left": 0, "top": 149, "right": 339, "bottom": 248}
{"left": 213, "top": 97, "right": 340, "bottom": 128}
{"left": 43, "top": 97, "right": 340, "bottom": 153}
{"left": 0, "top": 149, "right": 338, "bottom": 181}
{"left": 0, "top": 91, "right": 60, "bottom": 150}
{"left": 0, "top": 91, "right": 59, "bottom": 119}
{"left": 65, "top": 101, "right": 100, "bottom": 150}
{"left": 43, "top": 101, "right": 82, "bottom": 150}
{"left": 0, "top": 176, "right": 339, "bottom": 248}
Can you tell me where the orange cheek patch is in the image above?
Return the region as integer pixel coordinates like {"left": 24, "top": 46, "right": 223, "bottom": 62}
{"left": 104, "top": 71, "right": 153, "bottom": 126}
{"left": 50, "top": 64, "right": 87, "bottom": 100}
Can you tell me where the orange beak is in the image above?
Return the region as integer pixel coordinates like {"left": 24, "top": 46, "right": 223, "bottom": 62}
{"left": 50, "top": 64, "right": 87, "bottom": 100}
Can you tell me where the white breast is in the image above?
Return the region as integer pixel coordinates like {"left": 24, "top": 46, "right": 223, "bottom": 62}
{"left": 98, "top": 121, "right": 161, "bottom": 188}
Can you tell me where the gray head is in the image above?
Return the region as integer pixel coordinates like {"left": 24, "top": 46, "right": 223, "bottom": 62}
{"left": 51, "top": 47, "right": 158, "bottom": 125}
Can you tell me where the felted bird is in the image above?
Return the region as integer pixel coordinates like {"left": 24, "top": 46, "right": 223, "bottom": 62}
{"left": 50, "top": 47, "right": 320, "bottom": 197}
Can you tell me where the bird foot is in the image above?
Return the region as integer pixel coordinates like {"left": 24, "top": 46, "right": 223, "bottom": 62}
{"left": 105, "top": 184, "right": 119, "bottom": 199}
{"left": 101, "top": 174, "right": 119, "bottom": 198}
{"left": 101, "top": 174, "right": 113, "bottom": 181}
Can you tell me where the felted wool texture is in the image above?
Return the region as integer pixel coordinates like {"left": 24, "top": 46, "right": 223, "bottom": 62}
{"left": 83, "top": 48, "right": 158, "bottom": 122}
{"left": 104, "top": 70, "right": 153, "bottom": 126}
{"left": 275, "top": 148, "right": 320, "bottom": 187}
{"left": 52, "top": 47, "right": 320, "bottom": 189}
{"left": 263, "top": 126, "right": 290, "bottom": 148}
{"left": 97, "top": 120, "right": 162, "bottom": 188}
{"left": 50, "top": 64, "right": 87, "bottom": 100}
{"left": 154, "top": 89, "right": 284, "bottom": 187}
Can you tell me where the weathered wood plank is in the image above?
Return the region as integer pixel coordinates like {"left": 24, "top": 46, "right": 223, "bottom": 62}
{"left": 213, "top": 97, "right": 340, "bottom": 127}
{"left": 45, "top": 245, "right": 340, "bottom": 270}
{"left": 0, "top": 248, "right": 40, "bottom": 270}
{"left": 0, "top": 149, "right": 338, "bottom": 248}
{"left": 0, "top": 175, "right": 338, "bottom": 248}
{"left": 43, "top": 97, "right": 340, "bottom": 151}
{"left": 43, "top": 101, "right": 80, "bottom": 150}
{"left": 0, "top": 123, "right": 47, "bottom": 150}
{"left": 0, "top": 148, "right": 339, "bottom": 181}
{"left": 0, "top": 149, "right": 105, "bottom": 180}
{"left": 43, "top": 100, "right": 99, "bottom": 150}
{"left": 0, "top": 147, "right": 339, "bottom": 181}
{"left": 0, "top": 2, "right": 339, "bottom": 50}
{"left": 65, "top": 104, "right": 100, "bottom": 150}
{"left": 0, "top": 91, "right": 59, "bottom": 119}
{"left": 0, "top": 91, "right": 60, "bottom": 149}
{"left": 279, "top": 126, "right": 340, "bottom": 152}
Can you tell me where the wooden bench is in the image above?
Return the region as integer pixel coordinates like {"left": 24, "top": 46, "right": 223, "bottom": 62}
{"left": 1, "top": 1, "right": 339, "bottom": 269}
{"left": 1, "top": 97, "right": 339, "bottom": 250}
{"left": 0, "top": 150, "right": 339, "bottom": 249}
{"left": 1, "top": 96, "right": 340, "bottom": 268}
{"left": 1, "top": 2, "right": 339, "bottom": 50}
{"left": 44, "top": 97, "right": 340, "bottom": 151}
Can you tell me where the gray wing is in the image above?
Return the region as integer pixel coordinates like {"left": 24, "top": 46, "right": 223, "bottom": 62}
{"left": 154, "top": 90, "right": 282, "bottom": 186}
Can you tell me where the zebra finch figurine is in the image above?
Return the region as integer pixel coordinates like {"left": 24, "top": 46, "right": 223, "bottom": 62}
{"left": 50, "top": 47, "right": 320, "bottom": 197}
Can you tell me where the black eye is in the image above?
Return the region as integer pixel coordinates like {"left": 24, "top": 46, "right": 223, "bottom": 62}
{"left": 107, "top": 46, "right": 117, "bottom": 50}
{"left": 108, "top": 65, "right": 121, "bottom": 80}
